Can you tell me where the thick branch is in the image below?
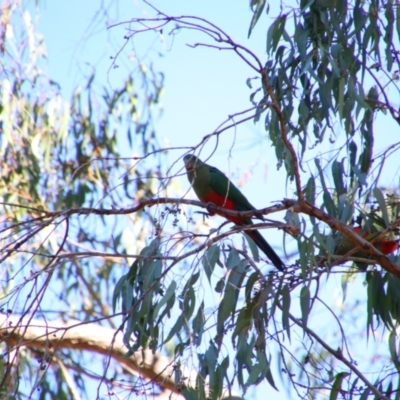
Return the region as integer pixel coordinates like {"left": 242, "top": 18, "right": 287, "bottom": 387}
{"left": 0, "top": 315, "right": 240, "bottom": 399}
{"left": 0, "top": 315, "right": 190, "bottom": 394}
{"left": 1, "top": 199, "right": 287, "bottom": 220}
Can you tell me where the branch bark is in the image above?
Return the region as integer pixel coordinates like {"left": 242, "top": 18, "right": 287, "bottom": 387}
{"left": 285, "top": 310, "right": 389, "bottom": 400}
{"left": 0, "top": 315, "right": 190, "bottom": 396}
{"left": 0, "top": 315, "right": 241, "bottom": 399}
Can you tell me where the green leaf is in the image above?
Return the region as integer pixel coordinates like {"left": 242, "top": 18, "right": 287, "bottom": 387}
{"left": 298, "top": 239, "right": 308, "bottom": 276}
{"left": 384, "top": 0, "right": 394, "bottom": 72}
{"left": 319, "top": 81, "right": 332, "bottom": 124}
{"left": 192, "top": 301, "right": 205, "bottom": 346}
{"left": 385, "top": 381, "right": 393, "bottom": 398}
{"left": 204, "top": 341, "right": 218, "bottom": 386}
{"left": 126, "top": 257, "right": 140, "bottom": 284}
{"left": 245, "top": 351, "right": 277, "bottom": 390}
{"left": 330, "top": 372, "right": 350, "bottom": 400}
{"left": 213, "top": 356, "right": 230, "bottom": 400}
{"left": 397, "top": 0, "right": 400, "bottom": 42}
{"left": 112, "top": 274, "right": 127, "bottom": 313}
{"left": 300, "top": 285, "right": 311, "bottom": 328}
{"left": 332, "top": 159, "right": 346, "bottom": 196}
{"left": 215, "top": 278, "right": 225, "bottom": 293}
{"left": 387, "top": 274, "right": 400, "bottom": 325}
{"left": 388, "top": 330, "right": 400, "bottom": 374}
{"left": 217, "top": 261, "right": 247, "bottom": 338}
{"left": 348, "top": 140, "right": 357, "bottom": 184}
{"left": 183, "top": 285, "right": 196, "bottom": 321}
{"left": 373, "top": 187, "right": 390, "bottom": 228}
{"left": 233, "top": 305, "right": 253, "bottom": 340}
{"left": 185, "top": 271, "right": 200, "bottom": 290}
{"left": 294, "top": 22, "right": 309, "bottom": 59}
{"left": 153, "top": 280, "right": 176, "bottom": 320}
{"left": 266, "top": 15, "right": 287, "bottom": 54}
{"left": 163, "top": 314, "right": 185, "bottom": 344}
{"left": 282, "top": 284, "right": 291, "bottom": 341}
{"left": 248, "top": 0, "right": 266, "bottom": 38}
{"left": 366, "top": 271, "right": 389, "bottom": 335}
{"left": 341, "top": 267, "right": 357, "bottom": 303}
{"left": 226, "top": 248, "right": 241, "bottom": 270}
{"left": 360, "top": 386, "right": 371, "bottom": 400}
{"left": 121, "top": 279, "right": 134, "bottom": 315}
{"left": 352, "top": 164, "right": 367, "bottom": 187}
{"left": 315, "top": 158, "right": 337, "bottom": 217}
{"left": 203, "top": 244, "right": 220, "bottom": 283}
{"left": 264, "top": 356, "right": 278, "bottom": 391}
{"left": 354, "top": 3, "right": 368, "bottom": 36}
{"left": 305, "top": 176, "right": 316, "bottom": 206}
{"left": 243, "top": 232, "right": 260, "bottom": 261}
{"left": 142, "top": 259, "right": 161, "bottom": 290}
{"left": 141, "top": 238, "right": 161, "bottom": 257}
{"left": 337, "top": 195, "right": 354, "bottom": 225}
{"left": 358, "top": 132, "right": 373, "bottom": 176}
{"left": 156, "top": 290, "right": 176, "bottom": 325}
{"left": 183, "top": 386, "right": 206, "bottom": 400}
{"left": 245, "top": 272, "right": 259, "bottom": 302}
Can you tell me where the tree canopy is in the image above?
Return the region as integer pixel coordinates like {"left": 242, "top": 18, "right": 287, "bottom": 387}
{"left": 1, "top": 1, "right": 400, "bottom": 399}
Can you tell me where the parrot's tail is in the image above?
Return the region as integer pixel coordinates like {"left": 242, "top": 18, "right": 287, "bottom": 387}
{"left": 247, "top": 230, "right": 285, "bottom": 272}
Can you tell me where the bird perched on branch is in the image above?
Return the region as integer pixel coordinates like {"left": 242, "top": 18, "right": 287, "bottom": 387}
{"left": 183, "top": 154, "right": 285, "bottom": 271}
{"left": 335, "top": 225, "right": 399, "bottom": 269}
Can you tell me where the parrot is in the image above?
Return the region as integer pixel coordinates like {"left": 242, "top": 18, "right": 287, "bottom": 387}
{"left": 183, "top": 154, "right": 285, "bottom": 271}
{"left": 335, "top": 225, "right": 399, "bottom": 269}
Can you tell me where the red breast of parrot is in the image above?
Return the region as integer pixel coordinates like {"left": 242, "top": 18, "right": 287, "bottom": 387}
{"left": 336, "top": 225, "right": 399, "bottom": 269}
{"left": 183, "top": 154, "right": 285, "bottom": 272}
{"left": 350, "top": 226, "right": 399, "bottom": 255}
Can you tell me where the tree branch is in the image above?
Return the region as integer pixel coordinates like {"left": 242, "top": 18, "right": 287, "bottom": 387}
{"left": 0, "top": 198, "right": 287, "bottom": 220}
{"left": 0, "top": 315, "right": 241, "bottom": 399}
{"left": 0, "top": 315, "right": 190, "bottom": 395}
{"left": 285, "top": 310, "right": 390, "bottom": 400}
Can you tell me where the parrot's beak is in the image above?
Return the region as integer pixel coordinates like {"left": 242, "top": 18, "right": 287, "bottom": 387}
{"left": 184, "top": 158, "right": 194, "bottom": 170}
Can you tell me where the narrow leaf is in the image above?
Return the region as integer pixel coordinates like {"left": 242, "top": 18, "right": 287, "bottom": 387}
{"left": 217, "top": 261, "right": 247, "bottom": 337}
{"left": 243, "top": 232, "right": 260, "bottom": 262}
{"left": 373, "top": 187, "right": 390, "bottom": 227}
{"left": 192, "top": 302, "right": 205, "bottom": 346}
{"left": 163, "top": 314, "right": 185, "bottom": 344}
{"left": 248, "top": 0, "right": 266, "bottom": 38}
{"left": 332, "top": 159, "right": 346, "bottom": 196}
{"left": 112, "top": 274, "right": 127, "bottom": 313}
{"left": 203, "top": 244, "right": 220, "bottom": 283}
{"left": 153, "top": 280, "right": 177, "bottom": 319}
{"left": 282, "top": 284, "right": 291, "bottom": 341}
{"left": 330, "top": 372, "right": 350, "bottom": 400}
{"left": 226, "top": 248, "right": 241, "bottom": 270}
{"left": 300, "top": 286, "right": 311, "bottom": 328}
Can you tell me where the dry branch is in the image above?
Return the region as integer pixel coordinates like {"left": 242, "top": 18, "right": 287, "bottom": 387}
{"left": 0, "top": 315, "right": 241, "bottom": 399}
{"left": 0, "top": 315, "right": 190, "bottom": 396}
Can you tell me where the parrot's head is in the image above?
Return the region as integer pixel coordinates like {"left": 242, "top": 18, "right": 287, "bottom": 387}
{"left": 183, "top": 154, "right": 202, "bottom": 171}
{"left": 183, "top": 154, "right": 209, "bottom": 187}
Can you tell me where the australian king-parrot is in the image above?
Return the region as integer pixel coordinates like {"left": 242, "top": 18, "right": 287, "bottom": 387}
{"left": 335, "top": 225, "right": 399, "bottom": 269}
{"left": 183, "top": 154, "right": 285, "bottom": 271}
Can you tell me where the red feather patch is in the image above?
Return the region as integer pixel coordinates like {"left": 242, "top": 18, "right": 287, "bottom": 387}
{"left": 353, "top": 226, "right": 399, "bottom": 255}
{"left": 201, "top": 191, "right": 246, "bottom": 225}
